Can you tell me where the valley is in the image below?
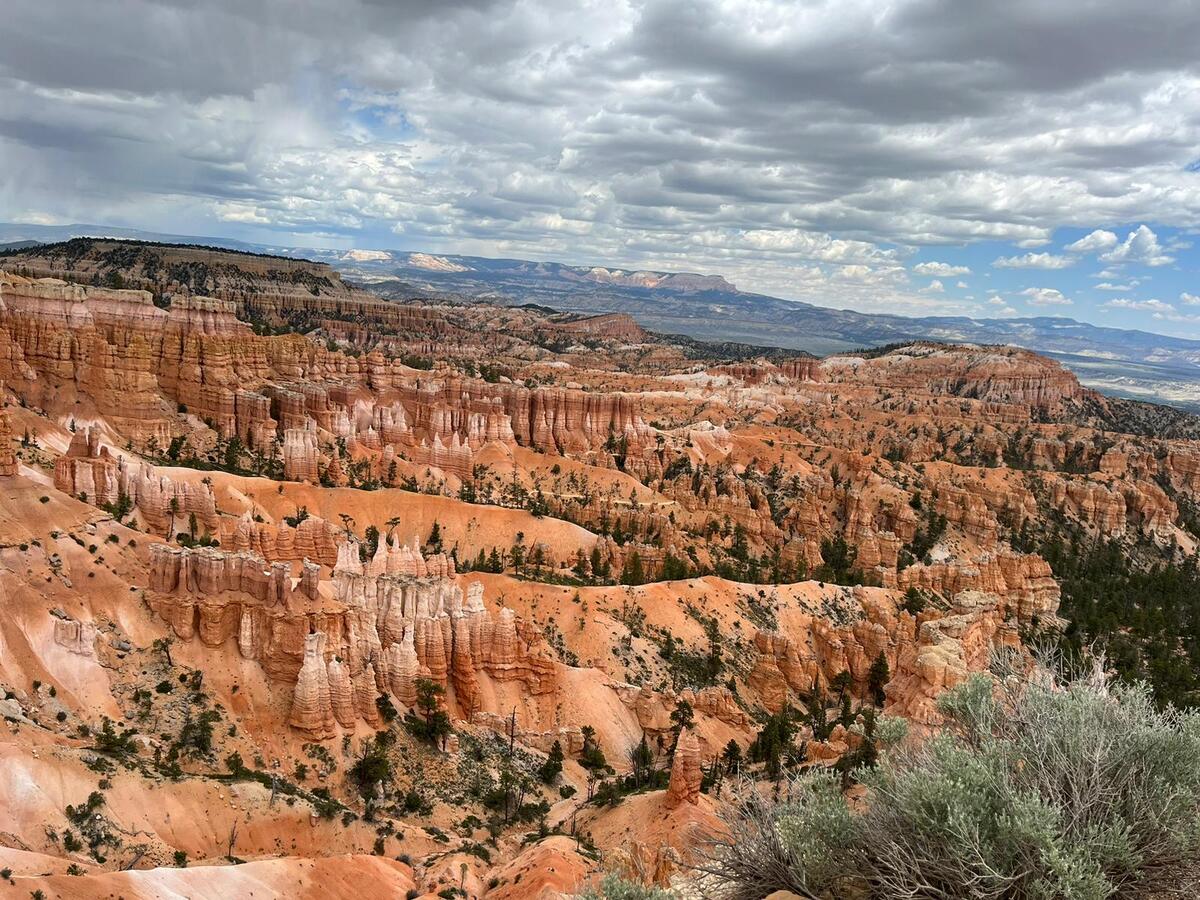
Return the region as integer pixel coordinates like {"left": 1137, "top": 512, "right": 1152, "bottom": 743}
{"left": 0, "top": 240, "right": 1198, "bottom": 895}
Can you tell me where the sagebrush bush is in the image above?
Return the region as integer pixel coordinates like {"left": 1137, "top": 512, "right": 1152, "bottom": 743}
{"left": 578, "top": 873, "right": 675, "bottom": 900}
{"left": 697, "top": 658, "right": 1200, "bottom": 899}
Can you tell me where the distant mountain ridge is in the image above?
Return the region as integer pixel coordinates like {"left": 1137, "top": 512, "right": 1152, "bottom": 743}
{"left": 4, "top": 221, "right": 1200, "bottom": 408}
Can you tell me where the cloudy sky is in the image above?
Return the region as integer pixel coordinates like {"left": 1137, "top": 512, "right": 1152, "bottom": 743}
{"left": 2, "top": 0, "right": 1199, "bottom": 332}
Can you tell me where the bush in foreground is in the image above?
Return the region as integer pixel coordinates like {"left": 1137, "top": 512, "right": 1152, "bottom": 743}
{"left": 696, "top": 658, "right": 1200, "bottom": 899}
{"left": 578, "top": 873, "right": 674, "bottom": 900}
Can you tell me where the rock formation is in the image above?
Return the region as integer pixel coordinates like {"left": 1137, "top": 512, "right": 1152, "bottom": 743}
{"left": 54, "top": 427, "right": 218, "bottom": 533}
{"left": 282, "top": 421, "right": 321, "bottom": 483}
{"left": 817, "top": 343, "right": 1084, "bottom": 412}
{"left": 885, "top": 591, "right": 1021, "bottom": 725}
{"left": 326, "top": 655, "right": 356, "bottom": 729}
{"left": 11, "top": 239, "right": 1200, "bottom": 896}
{"left": 145, "top": 537, "right": 559, "bottom": 736}
{"left": 222, "top": 511, "right": 341, "bottom": 567}
{"left": 746, "top": 587, "right": 1025, "bottom": 723}
{"left": 666, "top": 728, "right": 702, "bottom": 807}
{"left": 52, "top": 617, "right": 97, "bottom": 656}
{"left": 0, "top": 391, "right": 14, "bottom": 477}
{"left": 290, "top": 632, "right": 336, "bottom": 738}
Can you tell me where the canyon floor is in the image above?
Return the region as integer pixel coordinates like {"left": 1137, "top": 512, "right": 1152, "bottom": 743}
{"left": 1, "top": 239, "right": 1198, "bottom": 897}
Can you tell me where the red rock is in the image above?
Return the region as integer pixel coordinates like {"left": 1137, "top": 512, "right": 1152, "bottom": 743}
{"left": 289, "top": 632, "right": 336, "bottom": 739}
{"left": 666, "top": 728, "right": 702, "bottom": 807}
{"left": 0, "top": 390, "right": 15, "bottom": 477}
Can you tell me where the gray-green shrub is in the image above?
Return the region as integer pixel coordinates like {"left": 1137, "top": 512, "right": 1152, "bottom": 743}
{"left": 577, "top": 873, "right": 675, "bottom": 899}
{"left": 697, "top": 658, "right": 1200, "bottom": 899}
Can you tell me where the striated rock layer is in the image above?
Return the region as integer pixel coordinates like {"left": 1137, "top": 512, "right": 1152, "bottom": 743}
{"left": 665, "top": 728, "right": 702, "bottom": 807}
{"left": 144, "top": 537, "right": 559, "bottom": 738}
{"left": 747, "top": 588, "right": 1026, "bottom": 726}
{"left": 0, "top": 390, "right": 14, "bottom": 477}
{"left": 0, "top": 274, "right": 662, "bottom": 482}
{"left": 54, "top": 427, "right": 218, "bottom": 533}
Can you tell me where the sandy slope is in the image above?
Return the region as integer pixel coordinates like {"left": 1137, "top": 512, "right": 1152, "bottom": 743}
{"left": 12, "top": 853, "right": 416, "bottom": 899}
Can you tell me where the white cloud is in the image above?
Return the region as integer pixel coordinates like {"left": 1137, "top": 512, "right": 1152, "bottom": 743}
{"left": 1099, "top": 225, "right": 1174, "bottom": 266}
{"left": 1, "top": 0, "right": 1198, "bottom": 325}
{"left": 1101, "top": 297, "right": 1200, "bottom": 323}
{"left": 913, "top": 261, "right": 971, "bottom": 277}
{"left": 1181, "top": 292, "right": 1200, "bottom": 305}
{"left": 1095, "top": 282, "right": 1134, "bottom": 291}
{"left": 1020, "top": 287, "right": 1073, "bottom": 306}
{"left": 992, "top": 252, "right": 1074, "bottom": 269}
{"left": 10, "top": 211, "right": 64, "bottom": 226}
{"left": 1066, "top": 229, "right": 1119, "bottom": 253}
{"left": 1104, "top": 298, "right": 1175, "bottom": 313}
{"left": 921, "top": 279, "right": 946, "bottom": 293}
{"left": 956, "top": 280, "right": 969, "bottom": 289}
{"left": 214, "top": 201, "right": 271, "bottom": 224}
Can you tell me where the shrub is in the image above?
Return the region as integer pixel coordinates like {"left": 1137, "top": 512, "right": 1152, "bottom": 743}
{"left": 539, "top": 740, "right": 564, "bottom": 784}
{"left": 899, "top": 586, "right": 927, "bottom": 616}
{"left": 349, "top": 736, "right": 393, "bottom": 799}
{"left": 696, "top": 657, "right": 1200, "bottom": 899}
{"left": 92, "top": 718, "right": 138, "bottom": 756}
{"left": 578, "top": 873, "right": 675, "bottom": 899}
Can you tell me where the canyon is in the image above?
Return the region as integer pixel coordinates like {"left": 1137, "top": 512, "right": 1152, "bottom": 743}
{"left": 1, "top": 240, "right": 1199, "bottom": 897}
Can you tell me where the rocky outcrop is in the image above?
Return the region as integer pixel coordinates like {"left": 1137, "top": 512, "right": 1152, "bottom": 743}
{"left": 289, "top": 632, "right": 336, "bottom": 738}
{"left": 221, "top": 512, "right": 341, "bottom": 567}
{"left": 53, "top": 617, "right": 97, "bottom": 656}
{"left": 470, "top": 714, "right": 585, "bottom": 755}
{"left": 666, "top": 728, "right": 702, "bottom": 807}
{"left": 0, "top": 391, "right": 14, "bottom": 477}
{"left": 818, "top": 343, "right": 1083, "bottom": 412}
{"left": 334, "top": 377, "right": 661, "bottom": 477}
{"left": 146, "top": 543, "right": 321, "bottom": 679}
{"left": 1, "top": 272, "right": 669, "bottom": 491}
{"left": 555, "top": 312, "right": 647, "bottom": 343}
{"left": 619, "top": 684, "right": 750, "bottom": 736}
{"left": 886, "top": 591, "right": 1020, "bottom": 725}
{"left": 899, "top": 551, "right": 1059, "bottom": 625}
{"left": 145, "top": 538, "right": 558, "bottom": 737}
{"left": 326, "top": 655, "right": 356, "bottom": 729}
{"left": 748, "top": 588, "right": 1021, "bottom": 720}
{"left": 53, "top": 427, "right": 219, "bottom": 533}
{"left": 282, "top": 421, "right": 321, "bottom": 483}
{"left": 329, "top": 539, "right": 554, "bottom": 717}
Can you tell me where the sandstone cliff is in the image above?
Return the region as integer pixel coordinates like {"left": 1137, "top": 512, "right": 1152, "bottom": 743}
{"left": 144, "top": 537, "right": 561, "bottom": 738}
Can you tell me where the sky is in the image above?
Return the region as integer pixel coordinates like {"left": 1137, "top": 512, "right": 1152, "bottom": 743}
{"left": 1, "top": 0, "right": 1199, "bottom": 333}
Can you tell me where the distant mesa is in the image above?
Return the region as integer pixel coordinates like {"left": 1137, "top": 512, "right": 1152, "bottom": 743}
{"left": 340, "top": 248, "right": 393, "bottom": 262}
{"left": 404, "top": 251, "right": 471, "bottom": 272}
{"left": 575, "top": 266, "right": 739, "bottom": 293}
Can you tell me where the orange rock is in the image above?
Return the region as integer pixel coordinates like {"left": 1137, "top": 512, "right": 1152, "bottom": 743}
{"left": 282, "top": 421, "right": 320, "bottom": 484}
{"left": 666, "top": 728, "right": 702, "bottom": 807}
{"left": 326, "top": 656, "right": 355, "bottom": 728}
{"left": 355, "top": 660, "right": 382, "bottom": 726}
{"left": 0, "top": 390, "right": 15, "bottom": 477}
{"left": 289, "top": 632, "right": 336, "bottom": 739}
